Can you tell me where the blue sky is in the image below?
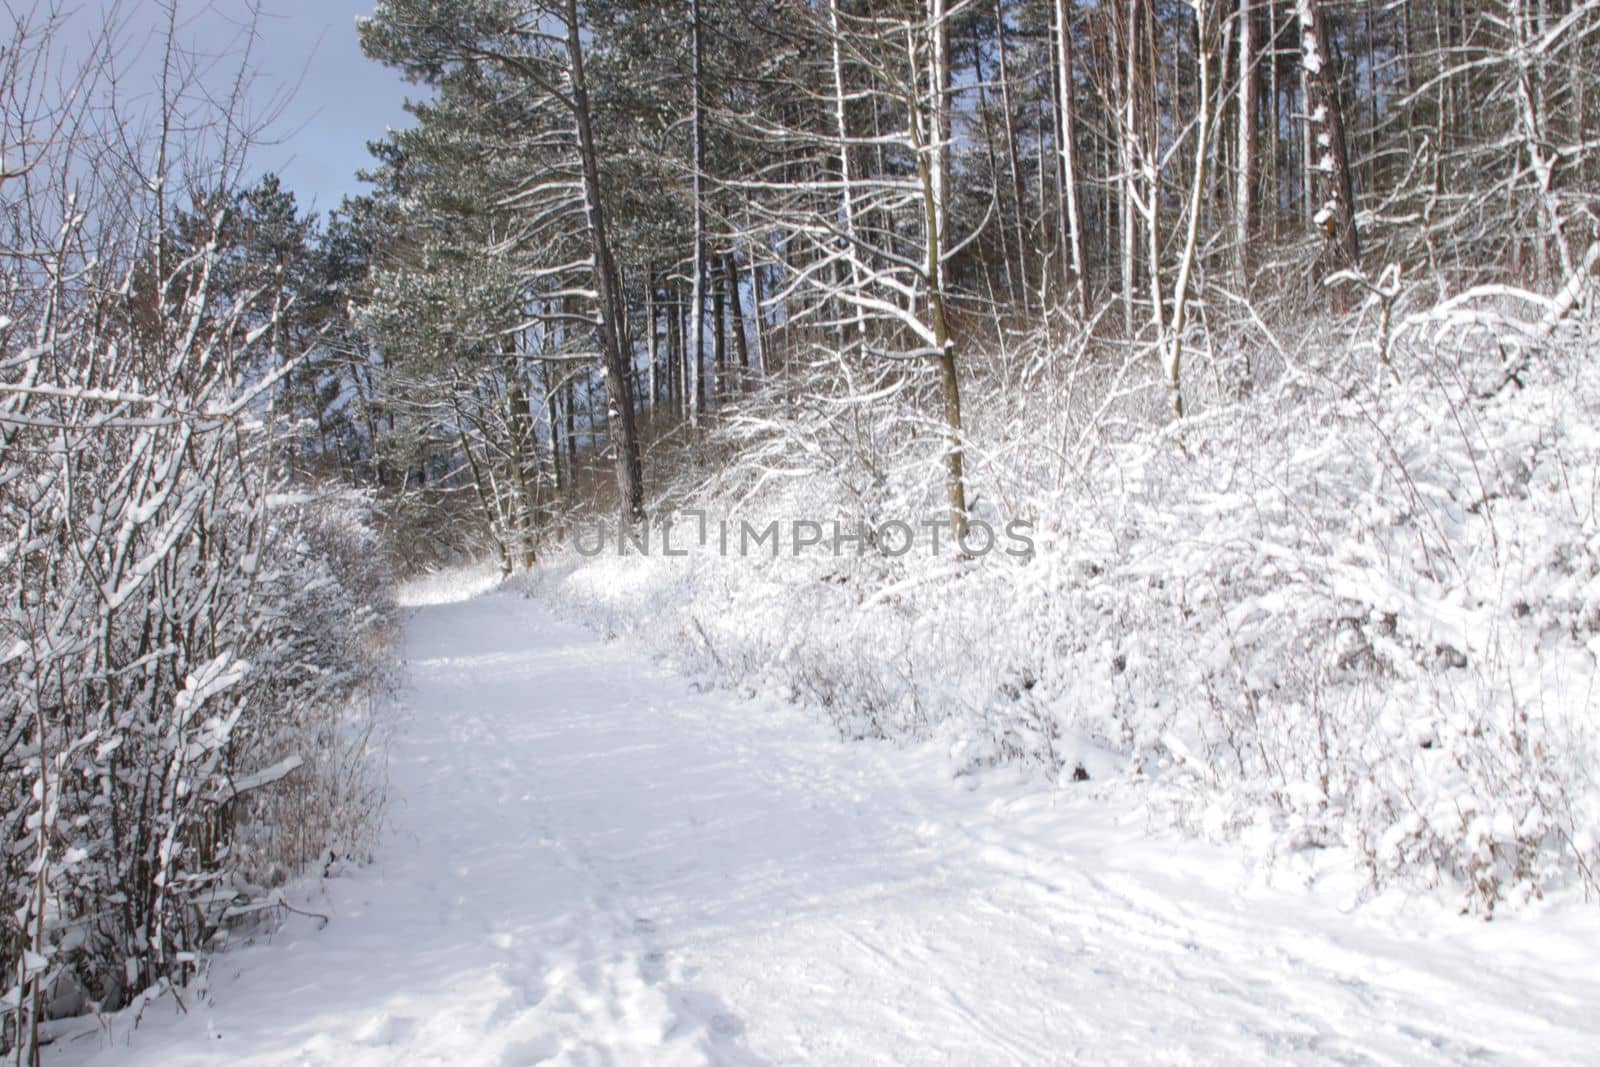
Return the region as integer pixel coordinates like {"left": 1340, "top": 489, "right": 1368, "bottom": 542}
{"left": 244, "top": 0, "right": 415, "bottom": 211}
{"left": 87, "top": 1, "right": 417, "bottom": 215}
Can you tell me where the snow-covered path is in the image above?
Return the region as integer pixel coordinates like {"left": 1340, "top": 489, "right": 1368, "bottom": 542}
{"left": 52, "top": 585, "right": 1600, "bottom": 1066}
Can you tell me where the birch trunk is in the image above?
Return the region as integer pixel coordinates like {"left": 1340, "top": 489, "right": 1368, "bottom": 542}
{"left": 1167, "top": 4, "right": 1214, "bottom": 419}
{"left": 924, "top": 0, "right": 967, "bottom": 537}
{"left": 1054, "top": 0, "right": 1089, "bottom": 315}
{"left": 1235, "top": 0, "right": 1257, "bottom": 281}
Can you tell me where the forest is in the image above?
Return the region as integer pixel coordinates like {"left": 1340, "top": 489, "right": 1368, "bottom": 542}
{"left": 2, "top": 0, "right": 1599, "bottom": 1060}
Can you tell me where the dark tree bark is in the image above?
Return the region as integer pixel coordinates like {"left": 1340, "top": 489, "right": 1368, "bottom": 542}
{"left": 1298, "top": 0, "right": 1360, "bottom": 300}
{"left": 713, "top": 257, "right": 727, "bottom": 401}
{"left": 563, "top": 0, "right": 645, "bottom": 519}
{"left": 724, "top": 250, "right": 752, "bottom": 379}
{"left": 1235, "top": 0, "right": 1258, "bottom": 281}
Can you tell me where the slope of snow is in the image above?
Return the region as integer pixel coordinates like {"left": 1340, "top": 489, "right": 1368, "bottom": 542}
{"left": 47, "top": 584, "right": 1600, "bottom": 1066}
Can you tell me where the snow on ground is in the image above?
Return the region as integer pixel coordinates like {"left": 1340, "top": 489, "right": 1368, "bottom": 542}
{"left": 47, "top": 581, "right": 1600, "bottom": 1066}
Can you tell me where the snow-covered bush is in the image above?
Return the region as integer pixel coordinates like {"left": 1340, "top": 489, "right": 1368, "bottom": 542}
{"left": 532, "top": 280, "right": 1600, "bottom": 913}
{"left": 0, "top": 15, "right": 396, "bottom": 1056}
{"left": 217, "top": 487, "right": 397, "bottom": 888}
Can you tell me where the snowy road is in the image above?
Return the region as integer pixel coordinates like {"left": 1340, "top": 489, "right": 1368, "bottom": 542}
{"left": 52, "top": 584, "right": 1600, "bottom": 1066}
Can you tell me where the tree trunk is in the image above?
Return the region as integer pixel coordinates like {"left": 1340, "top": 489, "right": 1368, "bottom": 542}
{"left": 712, "top": 259, "right": 727, "bottom": 401}
{"left": 829, "top": 0, "right": 869, "bottom": 342}
{"left": 724, "top": 250, "right": 751, "bottom": 381}
{"left": 1297, "top": 0, "right": 1361, "bottom": 302}
{"left": 1167, "top": 4, "right": 1214, "bottom": 419}
{"left": 506, "top": 377, "right": 539, "bottom": 568}
{"left": 668, "top": 278, "right": 684, "bottom": 414}
{"left": 1054, "top": 0, "right": 1089, "bottom": 315}
{"left": 1119, "top": 0, "right": 1138, "bottom": 334}
{"left": 994, "top": 3, "right": 1032, "bottom": 313}
{"left": 1235, "top": 0, "right": 1257, "bottom": 282}
{"left": 644, "top": 267, "right": 659, "bottom": 411}
{"left": 1512, "top": 0, "right": 1575, "bottom": 283}
{"left": 969, "top": 26, "right": 1012, "bottom": 323}
{"left": 563, "top": 0, "right": 644, "bottom": 520}
{"left": 749, "top": 251, "right": 770, "bottom": 377}
{"left": 564, "top": 376, "right": 577, "bottom": 479}
{"left": 688, "top": 0, "right": 707, "bottom": 433}
{"left": 546, "top": 380, "right": 565, "bottom": 500}
{"left": 922, "top": 0, "right": 967, "bottom": 538}
{"left": 1268, "top": 0, "right": 1281, "bottom": 240}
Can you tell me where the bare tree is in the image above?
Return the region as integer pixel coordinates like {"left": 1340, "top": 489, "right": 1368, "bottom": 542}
{"left": 1, "top": 11, "right": 394, "bottom": 1059}
{"left": 728, "top": 0, "right": 975, "bottom": 535}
